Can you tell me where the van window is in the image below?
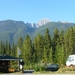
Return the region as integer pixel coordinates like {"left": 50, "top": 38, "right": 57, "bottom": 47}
{"left": 67, "top": 56, "right": 74, "bottom": 62}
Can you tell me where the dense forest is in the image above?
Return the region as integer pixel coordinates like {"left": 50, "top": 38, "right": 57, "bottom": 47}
{"left": 0, "top": 26, "right": 75, "bottom": 66}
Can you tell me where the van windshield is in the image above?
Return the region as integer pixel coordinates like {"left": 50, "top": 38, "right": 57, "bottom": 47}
{"left": 67, "top": 56, "right": 74, "bottom": 62}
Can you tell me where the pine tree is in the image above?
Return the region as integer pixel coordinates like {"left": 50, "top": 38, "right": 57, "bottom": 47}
{"left": 17, "top": 37, "right": 23, "bottom": 58}
{"left": 2, "top": 42, "right": 6, "bottom": 54}
{"left": 52, "top": 28, "right": 59, "bottom": 62}
{"left": 5, "top": 40, "right": 11, "bottom": 55}
{"left": 11, "top": 43, "right": 17, "bottom": 57}
{"left": 43, "top": 46, "right": 47, "bottom": 63}
{"left": 64, "top": 29, "right": 69, "bottom": 60}
{"left": 73, "top": 26, "right": 75, "bottom": 54}
{"left": 64, "top": 27, "right": 75, "bottom": 60}
{"left": 49, "top": 47, "right": 53, "bottom": 63}
{"left": 33, "top": 34, "right": 44, "bottom": 63}
{"left": 0, "top": 41, "right": 3, "bottom": 54}
{"left": 22, "top": 35, "right": 33, "bottom": 64}
{"left": 44, "top": 28, "right": 52, "bottom": 62}
{"left": 55, "top": 43, "right": 65, "bottom": 65}
{"left": 59, "top": 30, "right": 64, "bottom": 45}
{"left": 69, "top": 27, "right": 75, "bottom": 54}
{"left": 17, "top": 37, "right": 23, "bottom": 49}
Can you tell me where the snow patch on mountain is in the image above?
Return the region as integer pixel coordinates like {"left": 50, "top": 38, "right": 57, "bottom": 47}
{"left": 25, "top": 18, "right": 51, "bottom": 28}
{"left": 37, "top": 18, "right": 51, "bottom": 26}
{"left": 58, "top": 21, "right": 70, "bottom": 23}
{"left": 25, "top": 22, "right": 39, "bottom": 28}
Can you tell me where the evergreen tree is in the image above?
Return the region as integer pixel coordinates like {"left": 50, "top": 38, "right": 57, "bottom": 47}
{"left": 43, "top": 46, "right": 47, "bottom": 62}
{"left": 44, "top": 28, "right": 52, "bottom": 62}
{"left": 52, "top": 28, "right": 59, "bottom": 62}
{"left": 11, "top": 43, "right": 17, "bottom": 57}
{"left": 55, "top": 43, "right": 65, "bottom": 65}
{"left": 22, "top": 35, "right": 33, "bottom": 64}
{"left": 5, "top": 40, "right": 11, "bottom": 55}
{"left": 0, "top": 42, "right": 5, "bottom": 54}
{"left": 64, "top": 29, "right": 69, "bottom": 59}
{"left": 17, "top": 37, "right": 23, "bottom": 49}
{"left": 59, "top": 30, "right": 64, "bottom": 46}
{"left": 64, "top": 27, "right": 75, "bottom": 60}
{"left": 17, "top": 37, "right": 23, "bottom": 58}
{"left": 49, "top": 47, "right": 53, "bottom": 63}
{"left": 73, "top": 26, "right": 75, "bottom": 53}
{"left": 0, "top": 41, "right": 3, "bottom": 54}
{"left": 33, "top": 34, "right": 44, "bottom": 63}
{"left": 69, "top": 27, "right": 75, "bottom": 54}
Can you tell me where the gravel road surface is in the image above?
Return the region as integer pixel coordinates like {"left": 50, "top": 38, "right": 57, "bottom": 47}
{"left": 0, "top": 74, "right": 75, "bottom": 75}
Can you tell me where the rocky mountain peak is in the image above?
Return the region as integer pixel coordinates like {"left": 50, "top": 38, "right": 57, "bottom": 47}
{"left": 25, "top": 18, "right": 51, "bottom": 28}
{"left": 37, "top": 18, "right": 51, "bottom": 26}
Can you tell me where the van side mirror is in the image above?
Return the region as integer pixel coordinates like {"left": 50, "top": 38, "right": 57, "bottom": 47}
{"left": 20, "top": 61, "right": 24, "bottom": 65}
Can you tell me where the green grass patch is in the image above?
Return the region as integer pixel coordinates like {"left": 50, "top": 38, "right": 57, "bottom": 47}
{"left": 33, "top": 67, "right": 75, "bottom": 74}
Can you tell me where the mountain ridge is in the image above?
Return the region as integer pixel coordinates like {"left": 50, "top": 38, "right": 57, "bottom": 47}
{"left": 25, "top": 18, "right": 51, "bottom": 28}
{"left": 0, "top": 19, "right": 75, "bottom": 44}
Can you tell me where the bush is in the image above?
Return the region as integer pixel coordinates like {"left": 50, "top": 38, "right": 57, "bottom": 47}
{"left": 23, "top": 62, "right": 46, "bottom": 72}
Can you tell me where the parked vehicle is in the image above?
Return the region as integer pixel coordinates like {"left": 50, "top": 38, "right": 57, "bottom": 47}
{"left": 66, "top": 55, "right": 75, "bottom": 67}
{"left": 44, "top": 64, "right": 59, "bottom": 71}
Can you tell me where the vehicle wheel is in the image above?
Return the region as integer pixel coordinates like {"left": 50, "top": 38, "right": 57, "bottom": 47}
{"left": 69, "top": 64, "right": 74, "bottom": 68}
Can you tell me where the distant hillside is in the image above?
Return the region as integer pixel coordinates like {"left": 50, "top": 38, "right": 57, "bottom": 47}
{"left": 0, "top": 20, "right": 35, "bottom": 44}
{"left": 0, "top": 19, "right": 75, "bottom": 44}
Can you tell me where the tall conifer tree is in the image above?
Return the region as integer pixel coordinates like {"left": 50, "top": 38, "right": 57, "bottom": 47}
{"left": 33, "top": 34, "right": 44, "bottom": 62}
{"left": 23, "top": 35, "right": 33, "bottom": 64}
{"left": 44, "top": 28, "right": 51, "bottom": 62}
{"left": 17, "top": 37, "right": 23, "bottom": 58}
{"left": 52, "top": 28, "right": 59, "bottom": 62}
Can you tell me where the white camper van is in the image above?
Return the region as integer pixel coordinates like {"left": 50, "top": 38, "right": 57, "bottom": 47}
{"left": 66, "top": 55, "right": 75, "bottom": 66}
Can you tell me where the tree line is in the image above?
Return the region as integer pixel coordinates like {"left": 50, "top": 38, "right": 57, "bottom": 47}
{"left": 0, "top": 26, "right": 75, "bottom": 65}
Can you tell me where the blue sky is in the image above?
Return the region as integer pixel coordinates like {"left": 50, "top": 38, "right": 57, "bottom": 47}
{"left": 0, "top": 0, "right": 75, "bottom": 23}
